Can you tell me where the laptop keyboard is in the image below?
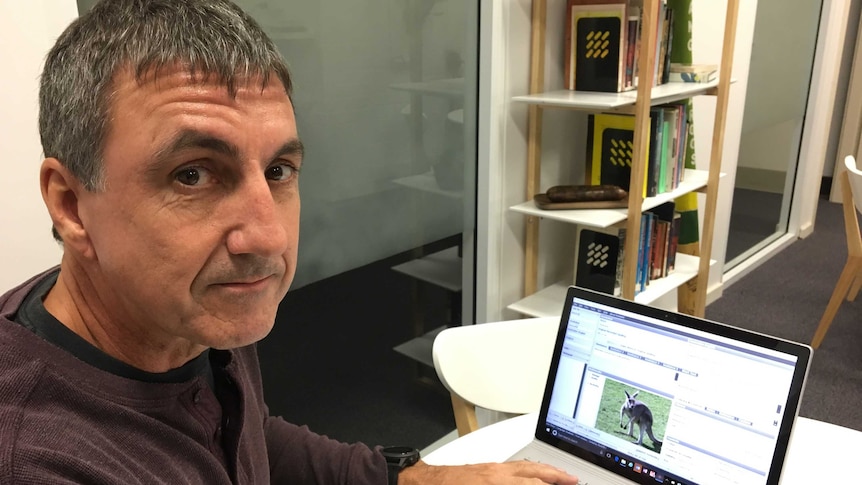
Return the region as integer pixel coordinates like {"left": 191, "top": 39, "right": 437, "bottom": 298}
{"left": 520, "top": 457, "right": 592, "bottom": 485}
{"left": 511, "top": 451, "right": 613, "bottom": 485}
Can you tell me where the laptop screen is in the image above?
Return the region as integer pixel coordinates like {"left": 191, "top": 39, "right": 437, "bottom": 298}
{"left": 535, "top": 287, "right": 811, "bottom": 485}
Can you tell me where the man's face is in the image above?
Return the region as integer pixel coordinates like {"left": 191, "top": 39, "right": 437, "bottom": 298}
{"left": 75, "top": 66, "right": 301, "bottom": 351}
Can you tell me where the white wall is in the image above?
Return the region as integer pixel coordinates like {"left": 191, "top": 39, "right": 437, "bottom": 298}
{"left": 0, "top": 1, "right": 78, "bottom": 293}
{"left": 689, "top": 0, "right": 758, "bottom": 300}
{"left": 825, "top": 1, "right": 862, "bottom": 180}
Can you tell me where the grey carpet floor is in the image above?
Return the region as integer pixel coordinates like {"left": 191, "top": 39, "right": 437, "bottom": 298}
{"left": 706, "top": 197, "right": 862, "bottom": 431}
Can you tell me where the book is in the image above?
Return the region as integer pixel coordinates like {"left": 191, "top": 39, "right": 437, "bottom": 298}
{"left": 624, "top": 10, "right": 640, "bottom": 89}
{"left": 647, "top": 214, "right": 660, "bottom": 281}
{"left": 569, "top": 4, "right": 627, "bottom": 92}
{"left": 660, "top": 106, "right": 678, "bottom": 193}
{"left": 654, "top": 5, "right": 675, "bottom": 85}
{"left": 635, "top": 214, "right": 646, "bottom": 294}
{"left": 588, "top": 112, "right": 649, "bottom": 197}
{"left": 645, "top": 108, "right": 663, "bottom": 197}
{"left": 646, "top": 201, "right": 676, "bottom": 278}
{"left": 666, "top": 211, "right": 682, "bottom": 274}
{"left": 652, "top": 220, "right": 671, "bottom": 279}
{"left": 669, "top": 63, "right": 718, "bottom": 83}
{"left": 664, "top": 103, "right": 685, "bottom": 189}
{"left": 658, "top": 116, "right": 671, "bottom": 194}
{"left": 565, "top": 0, "right": 630, "bottom": 88}
{"left": 565, "top": 0, "right": 629, "bottom": 90}
{"left": 652, "top": 1, "right": 665, "bottom": 86}
{"left": 638, "top": 212, "right": 654, "bottom": 292}
{"left": 661, "top": 7, "right": 675, "bottom": 84}
{"left": 656, "top": 101, "right": 689, "bottom": 188}
{"left": 574, "top": 224, "right": 627, "bottom": 296}
{"left": 675, "top": 103, "right": 689, "bottom": 187}
{"left": 647, "top": 200, "right": 676, "bottom": 224}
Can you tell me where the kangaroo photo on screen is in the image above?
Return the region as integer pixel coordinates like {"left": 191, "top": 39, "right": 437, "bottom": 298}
{"left": 619, "top": 390, "right": 663, "bottom": 449}
{"left": 594, "top": 379, "right": 670, "bottom": 453}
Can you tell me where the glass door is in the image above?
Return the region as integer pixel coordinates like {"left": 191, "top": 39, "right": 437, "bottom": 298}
{"left": 725, "top": 0, "right": 823, "bottom": 268}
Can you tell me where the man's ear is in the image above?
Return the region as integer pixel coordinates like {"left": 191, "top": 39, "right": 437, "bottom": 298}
{"left": 40, "top": 158, "right": 96, "bottom": 259}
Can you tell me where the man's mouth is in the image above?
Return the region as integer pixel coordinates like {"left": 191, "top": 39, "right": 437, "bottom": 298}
{"left": 215, "top": 274, "right": 275, "bottom": 291}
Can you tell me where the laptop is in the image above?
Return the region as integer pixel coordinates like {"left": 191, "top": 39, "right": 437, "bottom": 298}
{"left": 507, "top": 286, "right": 812, "bottom": 485}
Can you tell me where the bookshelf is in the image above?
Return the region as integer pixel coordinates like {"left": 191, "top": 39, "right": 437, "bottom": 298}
{"left": 512, "top": 0, "right": 739, "bottom": 318}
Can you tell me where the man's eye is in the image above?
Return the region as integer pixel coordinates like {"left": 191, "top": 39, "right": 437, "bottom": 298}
{"left": 175, "top": 168, "right": 201, "bottom": 186}
{"left": 266, "top": 164, "right": 296, "bottom": 181}
{"left": 174, "top": 167, "right": 213, "bottom": 186}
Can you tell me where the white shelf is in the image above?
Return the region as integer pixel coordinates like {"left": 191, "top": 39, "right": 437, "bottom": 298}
{"left": 507, "top": 284, "right": 570, "bottom": 319}
{"left": 394, "top": 325, "right": 448, "bottom": 368}
{"left": 510, "top": 169, "right": 713, "bottom": 228}
{"left": 391, "top": 246, "right": 462, "bottom": 292}
{"left": 511, "top": 80, "right": 720, "bottom": 110}
{"left": 392, "top": 171, "right": 463, "bottom": 199}
{"left": 507, "top": 253, "right": 714, "bottom": 318}
{"left": 389, "top": 78, "right": 465, "bottom": 98}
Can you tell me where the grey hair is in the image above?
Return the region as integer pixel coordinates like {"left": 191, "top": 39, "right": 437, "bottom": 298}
{"left": 39, "top": 0, "right": 293, "bottom": 194}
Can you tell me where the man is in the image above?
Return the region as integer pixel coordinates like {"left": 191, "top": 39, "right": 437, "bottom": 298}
{"left": 0, "top": 0, "right": 579, "bottom": 484}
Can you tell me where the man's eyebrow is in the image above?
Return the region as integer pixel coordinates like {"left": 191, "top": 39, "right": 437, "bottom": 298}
{"left": 273, "top": 138, "right": 305, "bottom": 162}
{"left": 148, "top": 130, "right": 304, "bottom": 173}
{"left": 150, "top": 129, "right": 241, "bottom": 172}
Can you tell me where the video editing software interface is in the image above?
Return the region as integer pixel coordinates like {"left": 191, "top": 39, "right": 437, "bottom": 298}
{"left": 542, "top": 296, "right": 799, "bottom": 485}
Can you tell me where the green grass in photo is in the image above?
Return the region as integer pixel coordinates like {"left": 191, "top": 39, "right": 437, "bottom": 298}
{"left": 595, "top": 378, "right": 671, "bottom": 453}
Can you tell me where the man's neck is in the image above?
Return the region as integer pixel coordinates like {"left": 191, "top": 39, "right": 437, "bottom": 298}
{"left": 43, "top": 258, "right": 206, "bottom": 373}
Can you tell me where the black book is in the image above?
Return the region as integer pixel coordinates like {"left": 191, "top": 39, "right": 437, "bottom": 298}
{"left": 575, "top": 225, "right": 626, "bottom": 296}
{"left": 573, "top": 9, "right": 625, "bottom": 92}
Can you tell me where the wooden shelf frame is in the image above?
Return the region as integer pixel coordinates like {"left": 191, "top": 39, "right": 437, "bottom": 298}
{"left": 519, "top": 0, "right": 739, "bottom": 317}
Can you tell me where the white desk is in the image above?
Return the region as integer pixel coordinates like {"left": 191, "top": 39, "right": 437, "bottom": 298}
{"left": 424, "top": 413, "right": 861, "bottom": 484}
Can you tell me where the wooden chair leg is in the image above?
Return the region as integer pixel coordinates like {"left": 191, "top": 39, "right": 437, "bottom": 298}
{"left": 848, "top": 268, "right": 862, "bottom": 301}
{"left": 812, "top": 257, "right": 862, "bottom": 349}
{"left": 450, "top": 393, "right": 479, "bottom": 436}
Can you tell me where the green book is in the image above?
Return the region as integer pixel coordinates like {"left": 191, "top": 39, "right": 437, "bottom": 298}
{"left": 658, "top": 118, "right": 671, "bottom": 194}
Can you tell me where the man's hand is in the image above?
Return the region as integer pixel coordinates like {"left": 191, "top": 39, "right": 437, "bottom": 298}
{"left": 397, "top": 460, "right": 579, "bottom": 484}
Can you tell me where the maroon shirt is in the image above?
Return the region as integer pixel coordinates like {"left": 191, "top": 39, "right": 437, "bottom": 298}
{"left": 0, "top": 269, "right": 388, "bottom": 484}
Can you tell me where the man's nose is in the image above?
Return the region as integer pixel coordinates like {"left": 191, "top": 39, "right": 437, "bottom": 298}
{"left": 224, "top": 176, "right": 291, "bottom": 257}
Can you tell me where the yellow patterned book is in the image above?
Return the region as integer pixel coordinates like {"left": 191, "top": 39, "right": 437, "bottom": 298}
{"left": 588, "top": 112, "right": 649, "bottom": 197}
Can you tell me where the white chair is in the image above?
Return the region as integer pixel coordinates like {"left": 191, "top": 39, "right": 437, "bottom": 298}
{"left": 431, "top": 316, "right": 559, "bottom": 436}
{"left": 811, "top": 155, "right": 862, "bottom": 348}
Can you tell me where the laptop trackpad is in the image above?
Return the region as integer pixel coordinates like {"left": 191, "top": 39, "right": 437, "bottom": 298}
{"left": 508, "top": 441, "right": 630, "bottom": 485}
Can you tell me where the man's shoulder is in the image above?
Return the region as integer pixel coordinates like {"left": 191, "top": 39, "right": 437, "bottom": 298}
{"left": 0, "top": 321, "right": 117, "bottom": 437}
{"left": 0, "top": 323, "right": 49, "bottom": 402}
{"left": 0, "top": 336, "right": 70, "bottom": 482}
{"left": 0, "top": 336, "right": 206, "bottom": 484}
{"left": 0, "top": 328, "right": 75, "bottom": 435}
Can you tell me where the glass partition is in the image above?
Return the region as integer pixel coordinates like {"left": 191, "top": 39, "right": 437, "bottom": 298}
{"left": 239, "top": 0, "right": 478, "bottom": 446}
{"left": 725, "top": 0, "right": 822, "bottom": 267}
